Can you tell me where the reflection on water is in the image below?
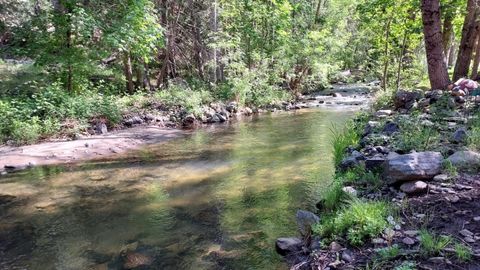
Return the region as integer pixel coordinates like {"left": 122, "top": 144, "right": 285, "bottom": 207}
{"left": 0, "top": 108, "right": 354, "bottom": 270}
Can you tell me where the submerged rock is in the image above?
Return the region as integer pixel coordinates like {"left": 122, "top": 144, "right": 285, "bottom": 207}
{"left": 386, "top": 152, "right": 443, "bottom": 183}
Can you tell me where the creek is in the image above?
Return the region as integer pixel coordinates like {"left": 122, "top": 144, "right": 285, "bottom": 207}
{"left": 0, "top": 105, "right": 359, "bottom": 270}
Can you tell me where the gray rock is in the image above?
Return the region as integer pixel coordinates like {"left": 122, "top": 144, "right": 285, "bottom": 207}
{"left": 394, "top": 90, "right": 422, "bottom": 110}
{"left": 382, "top": 121, "right": 400, "bottom": 135}
{"left": 433, "top": 174, "right": 449, "bottom": 182}
{"left": 447, "top": 151, "right": 480, "bottom": 170}
{"left": 226, "top": 102, "right": 238, "bottom": 113}
{"left": 342, "top": 186, "right": 357, "bottom": 196}
{"left": 124, "top": 116, "right": 144, "bottom": 126}
{"left": 386, "top": 152, "right": 443, "bottom": 183}
{"left": 451, "top": 128, "right": 468, "bottom": 144}
{"left": 95, "top": 123, "right": 108, "bottom": 135}
{"left": 474, "top": 216, "right": 480, "bottom": 222}
{"left": 330, "top": 241, "right": 343, "bottom": 252}
{"left": 296, "top": 210, "right": 320, "bottom": 236}
{"left": 341, "top": 250, "right": 354, "bottom": 263}
{"left": 402, "top": 237, "right": 416, "bottom": 245}
{"left": 400, "top": 181, "right": 428, "bottom": 194}
{"left": 428, "top": 257, "right": 445, "bottom": 264}
{"left": 375, "top": 110, "right": 393, "bottom": 118}
{"left": 275, "top": 237, "right": 303, "bottom": 256}
{"left": 404, "top": 230, "right": 419, "bottom": 237}
{"left": 244, "top": 107, "right": 253, "bottom": 115}
{"left": 365, "top": 156, "right": 387, "bottom": 171}
{"left": 460, "top": 229, "right": 474, "bottom": 238}
{"left": 216, "top": 113, "right": 227, "bottom": 122}
{"left": 183, "top": 114, "right": 196, "bottom": 125}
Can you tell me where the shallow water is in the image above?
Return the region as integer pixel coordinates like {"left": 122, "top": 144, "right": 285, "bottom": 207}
{"left": 0, "top": 108, "right": 355, "bottom": 270}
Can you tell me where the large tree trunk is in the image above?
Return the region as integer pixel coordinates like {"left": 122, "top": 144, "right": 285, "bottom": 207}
{"left": 421, "top": 0, "right": 450, "bottom": 89}
{"left": 453, "top": 0, "right": 480, "bottom": 81}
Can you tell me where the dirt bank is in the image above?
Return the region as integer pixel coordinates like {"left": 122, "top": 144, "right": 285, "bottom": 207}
{"left": 0, "top": 126, "right": 186, "bottom": 174}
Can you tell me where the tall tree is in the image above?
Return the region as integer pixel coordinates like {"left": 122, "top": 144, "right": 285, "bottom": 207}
{"left": 453, "top": 0, "right": 480, "bottom": 81}
{"left": 421, "top": 0, "right": 450, "bottom": 89}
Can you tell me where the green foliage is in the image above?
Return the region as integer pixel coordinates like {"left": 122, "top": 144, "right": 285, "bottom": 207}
{"left": 155, "top": 84, "right": 213, "bottom": 116}
{"left": 454, "top": 243, "right": 472, "bottom": 262}
{"left": 442, "top": 159, "right": 458, "bottom": 178}
{"left": 313, "top": 199, "right": 392, "bottom": 246}
{"left": 394, "top": 261, "right": 417, "bottom": 270}
{"left": 319, "top": 179, "right": 350, "bottom": 212}
{"left": 419, "top": 230, "right": 452, "bottom": 257}
{"left": 331, "top": 121, "right": 360, "bottom": 166}
{"left": 393, "top": 118, "right": 439, "bottom": 152}
{"left": 468, "top": 113, "right": 480, "bottom": 151}
{"left": 339, "top": 165, "right": 382, "bottom": 188}
{"left": 376, "top": 244, "right": 401, "bottom": 261}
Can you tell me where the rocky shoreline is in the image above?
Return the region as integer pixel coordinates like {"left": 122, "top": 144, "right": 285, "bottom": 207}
{"left": 276, "top": 89, "right": 480, "bottom": 269}
{"left": 0, "top": 84, "right": 372, "bottom": 176}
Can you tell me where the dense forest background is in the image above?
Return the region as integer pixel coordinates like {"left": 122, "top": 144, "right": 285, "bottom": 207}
{"left": 0, "top": 0, "right": 478, "bottom": 144}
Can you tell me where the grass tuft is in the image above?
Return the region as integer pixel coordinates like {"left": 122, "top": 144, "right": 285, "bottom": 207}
{"left": 454, "top": 243, "right": 472, "bottom": 262}
{"left": 331, "top": 121, "right": 360, "bottom": 166}
{"left": 419, "top": 230, "right": 451, "bottom": 257}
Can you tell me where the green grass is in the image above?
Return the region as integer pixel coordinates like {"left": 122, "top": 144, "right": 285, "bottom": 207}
{"left": 331, "top": 121, "right": 360, "bottom": 167}
{"left": 394, "top": 261, "right": 416, "bottom": 270}
{"left": 314, "top": 199, "right": 392, "bottom": 246}
{"left": 468, "top": 113, "right": 480, "bottom": 151}
{"left": 376, "top": 244, "right": 401, "bottom": 261}
{"left": 454, "top": 243, "right": 472, "bottom": 262}
{"left": 393, "top": 118, "right": 439, "bottom": 152}
{"left": 419, "top": 230, "right": 452, "bottom": 257}
{"left": 442, "top": 159, "right": 458, "bottom": 178}
{"left": 318, "top": 179, "right": 351, "bottom": 212}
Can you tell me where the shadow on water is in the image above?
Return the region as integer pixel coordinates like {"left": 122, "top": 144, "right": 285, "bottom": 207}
{"left": 0, "top": 108, "right": 355, "bottom": 270}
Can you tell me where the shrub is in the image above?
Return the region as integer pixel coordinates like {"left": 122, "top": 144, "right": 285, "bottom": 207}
{"left": 314, "top": 199, "right": 392, "bottom": 246}
{"left": 10, "top": 117, "right": 42, "bottom": 145}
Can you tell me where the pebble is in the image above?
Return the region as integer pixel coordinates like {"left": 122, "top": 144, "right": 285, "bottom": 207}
{"left": 402, "top": 237, "right": 416, "bottom": 245}
{"left": 428, "top": 257, "right": 445, "bottom": 264}
{"left": 372, "top": 238, "right": 385, "bottom": 245}
{"left": 459, "top": 229, "right": 474, "bottom": 237}
{"left": 433, "top": 174, "right": 449, "bottom": 181}
{"left": 404, "top": 230, "right": 419, "bottom": 237}
{"left": 330, "top": 241, "right": 343, "bottom": 252}
{"left": 465, "top": 236, "right": 476, "bottom": 243}
{"left": 446, "top": 195, "right": 460, "bottom": 203}
{"left": 342, "top": 250, "right": 354, "bottom": 263}
{"left": 473, "top": 217, "right": 480, "bottom": 222}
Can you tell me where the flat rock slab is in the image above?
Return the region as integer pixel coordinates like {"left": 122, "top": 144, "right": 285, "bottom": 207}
{"left": 386, "top": 152, "right": 443, "bottom": 183}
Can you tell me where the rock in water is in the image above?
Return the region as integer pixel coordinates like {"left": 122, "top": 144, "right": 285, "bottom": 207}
{"left": 275, "top": 237, "right": 303, "bottom": 256}
{"left": 447, "top": 151, "right": 480, "bottom": 170}
{"left": 400, "top": 181, "right": 428, "bottom": 194}
{"left": 296, "top": 210, "right": 320, "bottom": 236}
{"left": 386, "top": 152, "right": 443, "bottom": 183}
{"left": 122, "top": 252, "right": 153, "bottom": 269}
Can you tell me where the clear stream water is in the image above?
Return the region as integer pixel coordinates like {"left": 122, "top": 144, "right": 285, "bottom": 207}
{"left": 0, "top": 108, "right": 355, "bottom": 270}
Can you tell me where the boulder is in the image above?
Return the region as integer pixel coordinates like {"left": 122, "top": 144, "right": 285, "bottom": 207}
{"left": 394, "top": 90, "right": 422, "bottom": 110}
{"left": 339, "top": 151, "right": 364, "bottom": 171}
{"left": 226, "top": 102, "right": 238, "bottom": 113}
{"left": 375, "top": 110, "right": 393, "bottom": 118}
{"left": 385, "top": 152, "right": 443, "bottom": 183}
{"left": 183, "top": 114, "right": 196, "bottom": 125}
{"left": 296, "top": 210, "right": 320, "bottom": 236}
{"left": 216, "top": 113, "right": 227, "bottom": 122}
{"left": 451, "top": 128, "right": 468, "bottom": 144}
{"left": 400, "top": 181, "right": 428, "bottom": 194}
{"left": 124, "top": 116, "right": 144, "bottom": 126}
{"left": 365, "top": 156, "right": 387, "bottom": 171}
{"left": 447, "top": 151, "right": 480, "bottom": 170}
{"left": 275, "top": 237, "right": 303, "bottom": 256}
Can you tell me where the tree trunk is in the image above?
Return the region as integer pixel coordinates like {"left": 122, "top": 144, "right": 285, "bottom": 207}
{"left": 123, "top": 52, "right": 134, "bottom": 94}
{"left": 381, "top": 18, "right": 392, "bottom": 91}
{"left": 471, "top": 27, "right": 480, "bottom": 79}
{"left": 448, "top": 37, "right": 457, "bottom": 67}
{"left": 420, "top": 0, "right": 450, "bottom": 89}
{"left": 442, "top": 13, "right": 454, "bottom": 64}
{"left": 453, "top": 0, "right": 480, "bottom": 81}
{"left": 135, "top": 61, "right": 144, "bottom": 90}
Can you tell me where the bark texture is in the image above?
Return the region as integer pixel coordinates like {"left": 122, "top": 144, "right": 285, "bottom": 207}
{"left": 421, "top": 0, "right": 450, "bottom": 89}
{"left": 453, "top": 0, "right": 480, "bottom": 81}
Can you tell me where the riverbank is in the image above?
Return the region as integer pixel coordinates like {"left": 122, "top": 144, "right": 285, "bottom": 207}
{"left": 276, "top": 90, "right": 480, "bottom": 269}
{"left": 0, "top": 84, "right": 373, "bottom": 175}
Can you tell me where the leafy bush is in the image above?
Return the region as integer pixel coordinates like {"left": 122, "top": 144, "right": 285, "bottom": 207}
{"left": 314, "top": 199, "right": 392, "bottom": 246}
{"left": 10, "top": 117, "right": 42, "bottom": 145}
{"left": 155, "top": 84, "right": 213, "bottom": 116}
